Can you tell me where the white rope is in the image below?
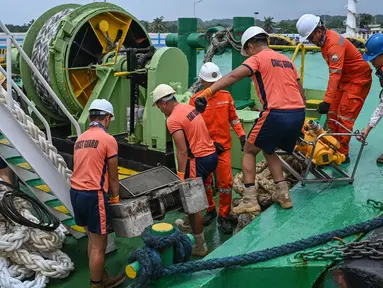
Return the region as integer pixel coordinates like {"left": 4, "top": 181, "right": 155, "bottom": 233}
{"left": 0, "top": 87, "right": 73, "bottom": 183}
{"left": 0, "top": 182, "right": 74, "bottom": 288}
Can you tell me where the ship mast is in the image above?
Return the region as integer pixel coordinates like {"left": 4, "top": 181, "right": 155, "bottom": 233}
{"left": 345, "top": 0, "right": 357, "bottom": 36}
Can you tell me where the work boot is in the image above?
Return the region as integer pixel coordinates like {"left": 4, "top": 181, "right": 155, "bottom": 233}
{"left": 175, "top": 214, "right": 193, "bottom": 234}
{"left": 217, "top": 215, "right": 233, "bottom": 234}
{"left": 203, "top": 209, "right": 217, "bottom": 226}
{"left": 342, "top": 154, "right": 350, "bottom": 164}
{"left": 90, "top": 270, "right": 126, "bottom": 288}
{"left": 192, "top": 232, "right": 208, "bottom": 257}
{"left": 377, "top": 153, "right": 383, "bottom": 164}
{"left": 272, "top": 181, "right": 292, "bottom": 209}
{"left": 231, "top": 185, "right": 261, "bottom": 214}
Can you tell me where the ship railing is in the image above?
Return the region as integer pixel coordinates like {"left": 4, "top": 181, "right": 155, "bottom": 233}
{"left": 0, "top": 21, "right": 82, "bottom": 138}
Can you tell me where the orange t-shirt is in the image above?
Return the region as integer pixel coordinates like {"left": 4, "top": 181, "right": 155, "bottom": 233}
{"left": 242, "top": 49, "right": 305, "bottom": 110}
{"left": 166, "top": 103, "right": 216, "bottom": 158}
{"left": 70, "top": 124, "right": 118, "bottom": 192}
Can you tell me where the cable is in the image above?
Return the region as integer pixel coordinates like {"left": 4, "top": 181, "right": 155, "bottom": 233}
{"left": 0, "top": 181, "right": 60, "bottom": 231}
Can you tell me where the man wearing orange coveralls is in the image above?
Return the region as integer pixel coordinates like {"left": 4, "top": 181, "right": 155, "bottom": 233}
{"left": 190, "top": 62, "right": 246, "bottom": 234}
{"left": 297, "top": 14, "right": 372, "bottom": 163}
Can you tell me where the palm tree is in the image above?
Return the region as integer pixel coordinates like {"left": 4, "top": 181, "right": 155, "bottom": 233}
{"left": 263, "top": 17, "right": 275, "bottom": 33}
{"left": 150, "top": 17, "right": 167, "bottom": 33}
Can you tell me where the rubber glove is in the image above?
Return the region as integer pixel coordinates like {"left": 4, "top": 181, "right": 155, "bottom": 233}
{"left": 177, "top": 171, "right": 185, "bottom": 180}
{"left": 214, "top": 142, "right": 225, "bottom": 155}
{"left": 109, "top": 195, "right": 119, "bottom": 204}
{"left": 317, "top": 102, "right": 330, "bottom": 114}
{"left": 195, "top": 88, "right": 213, "bottom": 113}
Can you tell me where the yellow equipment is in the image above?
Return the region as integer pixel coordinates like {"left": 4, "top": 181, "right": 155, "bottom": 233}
{"left": 295, "top": 120, "right": 346, "bottom": 166}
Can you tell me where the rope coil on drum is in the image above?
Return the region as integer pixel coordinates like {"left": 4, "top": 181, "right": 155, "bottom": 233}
{"left": 31, "top": 9, "right": 74, "bottom": 117}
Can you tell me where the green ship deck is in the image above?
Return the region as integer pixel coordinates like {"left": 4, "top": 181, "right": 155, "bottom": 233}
{"left": 49, "top": 51, "right": 383, "bottom": 287}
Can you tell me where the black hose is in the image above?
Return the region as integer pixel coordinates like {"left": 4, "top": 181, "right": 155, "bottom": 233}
{"left": 0, "top": 180, "right": 60, "bottom": 231}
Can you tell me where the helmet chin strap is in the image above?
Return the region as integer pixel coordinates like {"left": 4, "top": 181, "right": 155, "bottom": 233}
{"left": 317, "top": 27, "right": 326, "bottom": 47}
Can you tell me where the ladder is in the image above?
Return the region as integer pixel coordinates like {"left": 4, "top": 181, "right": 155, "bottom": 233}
{"left": 0, "top": 102, "right": 86, "bottom": 238}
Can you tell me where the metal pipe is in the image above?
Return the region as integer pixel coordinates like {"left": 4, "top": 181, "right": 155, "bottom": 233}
{"left": 291, "top": 43, "right": 303, "bottom": 62}
{"left": 0, "top": 66, "right": 52, "bottom": 143}
{"left": 0, "top": 21, "right": 82, "bottom": 137}
{"left": 6, "top": 36, "right": 13, "bottom": 110}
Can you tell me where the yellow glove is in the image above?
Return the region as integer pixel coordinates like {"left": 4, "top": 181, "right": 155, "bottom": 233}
{"left": 177, "top": 171, "right": 185, "bottom": 180}
{"left": 109, "top": 195, "right": 120, "bottom": 204}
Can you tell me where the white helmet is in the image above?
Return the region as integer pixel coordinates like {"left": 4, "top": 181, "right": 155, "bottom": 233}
{"left": 152, "top": 84, "right": 176, "bottom": 106}
{"left": 199, "top": 62, "right": 222, "bottom": 82}
{"left": 296, "top": 14, "right": 321, "bottom": 42}
{"left": 89, "top": 99, "right": 114, "bottom": 120}
{"left": 241, "top": 26, "right": 269, "bottom": 56}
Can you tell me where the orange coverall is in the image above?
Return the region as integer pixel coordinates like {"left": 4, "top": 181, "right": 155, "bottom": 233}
{"left": 321, "top": 29, "right": 372, "bottom": 155}
{"left": 190, "top": 90, "right": 245, "bottom": 218}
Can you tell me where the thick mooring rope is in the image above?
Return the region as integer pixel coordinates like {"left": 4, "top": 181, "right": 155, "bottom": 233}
{"left": 130, "top": 215, "right": 383, "bottom": 287}
{"left": 0, "top": 87, "right": 73, "bottom": 183}
{"left": 0, "top": 181, "right": 74, "bottom": 288}
{"left": 188, "top": 28, "right": 242, "bottom": 94}
{"left": 31, "top": 9, "right": 74, "bottom": 117}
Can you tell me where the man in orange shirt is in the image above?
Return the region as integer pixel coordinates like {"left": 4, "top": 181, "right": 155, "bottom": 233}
{"left": 296, "top": 14, "right": 372, "bottom": 162}
{"left": 194, "top": 27, "right": 306, "bottom": 213}
{"left": 152, "top": 84, "right": 218, "bottom": 256}
{"left": 190, "top": 62, "right": 246, "bottom": 234}
{"left": 70, "top": 99, "right": 125, "bottom": 288}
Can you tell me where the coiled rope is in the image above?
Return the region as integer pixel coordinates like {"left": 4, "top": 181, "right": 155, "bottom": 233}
{"left": 0, "top": 86, "right": 73, "bottom": 183}
{"left": 0, "top": 181, "right": 60, "bottom": 231}
{"left": 130, "top": 216, "right": 383, "bottom": 287}
{"left": 128, "top": 226, "right": 193, "bottom": 288}
{"left": 31, "top": 8, "right": 74, "bottom": 117}
{"left": 188, "top": 28, "right": 241, "bottom": 94}
{"left": 0, "top": 180, "right": 74, "bottom": 288}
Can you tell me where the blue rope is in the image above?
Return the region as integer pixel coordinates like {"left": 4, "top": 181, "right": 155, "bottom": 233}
{"left": 127, "top": 226, "right": 193, "bottom": 287}
{"left": 162, "top": 216, "right": 383, "bottom": 276}
{"left": 129, "top": 216, "right": 383, "bottom": 287}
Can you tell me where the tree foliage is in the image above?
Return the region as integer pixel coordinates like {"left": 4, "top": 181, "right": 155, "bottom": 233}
{"left": 4, "top": 14, "right": 383, "bottom": 34}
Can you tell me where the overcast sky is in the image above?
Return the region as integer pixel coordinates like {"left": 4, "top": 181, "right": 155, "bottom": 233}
{"left": 2, "top": 0, "right": 383, "bottom": 25}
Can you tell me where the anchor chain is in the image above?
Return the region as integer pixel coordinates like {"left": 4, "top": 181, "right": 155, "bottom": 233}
{"left": 295, "top": 239, "right": 383, "bottom": 262}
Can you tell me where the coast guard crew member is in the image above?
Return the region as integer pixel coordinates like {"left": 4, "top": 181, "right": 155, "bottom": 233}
{"left": 194, "top": 27, "right": 306, "bottom": 213}
{"left": 190, "top": 62, "right": 246, "bottom": 234}
{"left": 152, "top": 83, "right": 218, "bottom": 256}
{"left": 70, "top": 99, "right": 125, "bottom": 288}
{"left": 297, "top": 14, "right": 372, "bottom": 162}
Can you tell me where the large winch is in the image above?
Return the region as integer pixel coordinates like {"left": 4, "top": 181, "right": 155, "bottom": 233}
{"left": 12, "top": 2, "right": 193, "bottom": 169}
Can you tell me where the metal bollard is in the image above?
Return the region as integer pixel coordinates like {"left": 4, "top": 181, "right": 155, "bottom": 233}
{"left": 125, "top": 222, "right": 195, "bottom": 279}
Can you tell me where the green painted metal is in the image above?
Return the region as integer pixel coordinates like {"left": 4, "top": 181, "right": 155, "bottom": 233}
{"left": 76, "top": 55, "right": 130, "bottom": 136}
{"left": 230, "top": 17, "right": 254, "bottom": 102}
{"left": 176, "top": 18, "right": 197, "bottom": 87}
{"left": 143, "top": 47, "right": 189, "bottom": 152}
{"left": 19, "top": 4, "right": 80, "bottom": 123}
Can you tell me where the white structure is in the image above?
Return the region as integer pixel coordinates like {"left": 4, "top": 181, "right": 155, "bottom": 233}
{"left": 345, "top": 0, "right": 357, "bottom": 36}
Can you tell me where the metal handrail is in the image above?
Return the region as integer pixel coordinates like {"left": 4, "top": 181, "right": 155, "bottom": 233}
{"left": 0, "top": 66, "right": 52, "bottom": 143}
{"left": 0, "top": 21, "right": 82, "bottom": 137}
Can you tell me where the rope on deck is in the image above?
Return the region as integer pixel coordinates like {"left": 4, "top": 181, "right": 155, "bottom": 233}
{"left": 128, "top": 226, "right": 192, "bottom": 287}
{"left": 131, "top": 216, "right": 383, "bottom": 287}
